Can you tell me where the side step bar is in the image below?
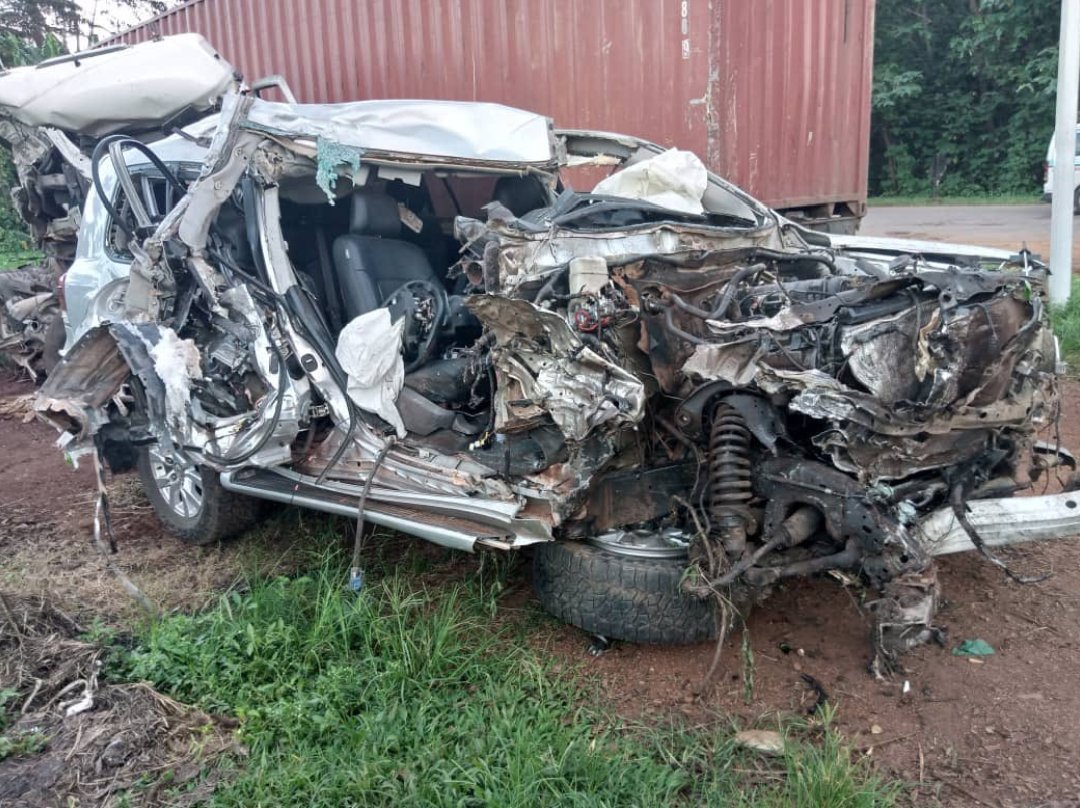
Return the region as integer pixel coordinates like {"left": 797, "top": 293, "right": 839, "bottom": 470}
{"left": 220, "top": 469, "right": 508, "bottom": 552}
{"left": 223, "top": 471, "right": 1080, "bottom": 560}
{"left": 920, "top": 490, "right": 1080, "bottom": 556}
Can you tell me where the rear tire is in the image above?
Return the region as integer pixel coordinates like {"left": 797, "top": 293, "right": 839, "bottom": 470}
{"left": 532, "top": 541, "right": 716, "bottom": 645}
{"left": 136, "top": 445, "right": 260, "bottom": 545}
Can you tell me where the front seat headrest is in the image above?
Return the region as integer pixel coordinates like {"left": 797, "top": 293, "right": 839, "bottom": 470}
{"left": 350, "top": 190, "right": 401, "bottom": 236}
{"left": 492, "top": 176, "right": 549, "bottom": 218}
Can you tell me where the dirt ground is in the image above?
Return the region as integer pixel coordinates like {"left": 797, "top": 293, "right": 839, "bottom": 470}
{"left": 2, "top": 362, "right": 1080, "bottom": 806}
{"left": 861, "top": 203, "right": 1079, "bottom": 268}
{"left": 0, "top": 374, "right": 311, "bottom": 623}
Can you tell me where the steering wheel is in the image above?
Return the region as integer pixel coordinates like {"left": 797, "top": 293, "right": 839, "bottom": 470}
{"left": 383, "top": 279, "right": 448, "bottom": 373}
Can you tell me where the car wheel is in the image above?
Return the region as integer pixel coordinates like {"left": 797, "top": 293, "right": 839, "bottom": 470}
{"left": 1073, "top": 186, "right": 1080, "bottom": 215}
{"left": 136, "top": 443, "right": 261, "bottom": 545}
{"left": 532, "top": 537, "right": 717, "bottom": 645}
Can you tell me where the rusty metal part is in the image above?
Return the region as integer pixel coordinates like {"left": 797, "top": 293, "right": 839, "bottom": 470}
{"left": 775, "top": 505, "right": 823, "bottom": 547}
{"left": 743, "top": 538, "right": 861, "bottom": 587}
{"left": 866, "top": 568, "right": 943, "bottom": 676}
{"left": 753, "top": 458, "right": 926, "bottom": 584}
{"left": 580, "top": 462, "right": 697, "bottom": 534}
{"left": 704, "top": 506, "right": 825, "bottom": 588}
{"left": 707, "top": 403, "right": 753, "bottom": 555}
{"left": 675, "top": 386, "right": 784, "bottom": 451}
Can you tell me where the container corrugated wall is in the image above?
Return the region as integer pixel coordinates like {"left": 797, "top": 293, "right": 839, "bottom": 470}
{"left": 110, "top": 0, "right": 872, "bottom": 213}
{"left": 708, "top": 0, "right": 874, "bottom": 209}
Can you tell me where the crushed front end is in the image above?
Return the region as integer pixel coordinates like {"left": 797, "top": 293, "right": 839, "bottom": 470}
{"left": 27, "top": 94, "right": 1068, "bottom": 669}
{"left": 460, "top": 142, "right": 1061, "bottom": 668}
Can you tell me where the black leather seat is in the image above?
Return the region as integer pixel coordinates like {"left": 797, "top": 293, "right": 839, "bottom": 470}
{"left": 332, "top": 191, "right": 439, "bottom": 321}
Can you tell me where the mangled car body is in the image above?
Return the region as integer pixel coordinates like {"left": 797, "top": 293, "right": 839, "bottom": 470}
{"left": 4, "top": 36, "right": 1077, "bottom": 668}
{"left": 0, "top": 34, "right": 235, "bottom": 377}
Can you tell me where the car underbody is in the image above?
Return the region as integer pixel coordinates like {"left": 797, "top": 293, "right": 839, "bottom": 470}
{"left": 2, "top": 36, "right": 1076, "bottom": 670}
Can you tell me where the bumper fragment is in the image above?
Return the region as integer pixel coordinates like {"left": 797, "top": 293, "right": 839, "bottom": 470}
{"left": 920, "top": 491, "right": 1080, "bottom": 556}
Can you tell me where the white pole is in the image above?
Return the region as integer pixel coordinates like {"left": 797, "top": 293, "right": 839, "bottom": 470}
{"left": 1050, "top": 0, "right": 1080, "bottom": 305}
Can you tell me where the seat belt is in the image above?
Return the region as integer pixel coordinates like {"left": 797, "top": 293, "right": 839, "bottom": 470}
{"left": 315, "top": 227, "right": 344, "bottom": 333}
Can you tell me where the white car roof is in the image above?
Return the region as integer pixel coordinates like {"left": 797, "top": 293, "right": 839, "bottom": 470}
{"left": 0, "top": 34, "right": 234, "bottom": 137}
{"left": 242, "top": 98, "right": 557, "bottom": 166}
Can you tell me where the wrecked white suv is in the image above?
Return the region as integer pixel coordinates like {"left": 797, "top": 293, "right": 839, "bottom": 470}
{"left": 3, "top": 36, "right": 1074, "bottom": 670}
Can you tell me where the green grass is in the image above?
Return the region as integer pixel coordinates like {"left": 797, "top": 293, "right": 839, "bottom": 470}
{"left": 0, "top": 728, "right": 47, "bottom": 761}
{"left": 1051, "top": 276, "right": 1080, "bottom": 370}
{"left": 869, "top": 193, "right": 1042, "bottom": 207}
{"left": 0, "top": 246, "right": 42, "bottom": 269}
{"left": 109, "top": 542, "right": 899, "bottom": 807}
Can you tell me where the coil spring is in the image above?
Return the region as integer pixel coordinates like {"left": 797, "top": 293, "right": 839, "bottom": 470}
{"left": 708, "top": 403, "right": 753, "bottom": 548}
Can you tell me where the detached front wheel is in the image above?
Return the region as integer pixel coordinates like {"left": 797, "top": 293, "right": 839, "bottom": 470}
{"left": 136, "top": 444, "right": 260, "bottom": 545}
{"left": 532, "top": 535, "right": 717, "bottom": 645}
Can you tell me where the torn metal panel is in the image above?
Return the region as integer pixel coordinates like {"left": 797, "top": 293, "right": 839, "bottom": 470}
{"left": 172, "top": 95, "right": 259, "bottom": 253}
{"left": 683, "top": 340, "right": 765, "bottom": 386}
{"left": 34, "top": 326, "right": 130, "bottom": 436}
{"left": 455, "top": 215, "right": 780, "bottom": 295}
{"left": 866, "top": 569, "right": 943, "bottom": 674}
{"left": 467, "top": 296, "right": 645, "bottom": 442}
{"left": 41, "top": 128, "right": 91, "bottom": 179}
{"left": 0, "top": 117, "right": 53, "bottom": 178}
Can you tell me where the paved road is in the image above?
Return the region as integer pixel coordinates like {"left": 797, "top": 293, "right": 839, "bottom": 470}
{"left": 860, "top": 203, "right": 1080, "bottom": 265}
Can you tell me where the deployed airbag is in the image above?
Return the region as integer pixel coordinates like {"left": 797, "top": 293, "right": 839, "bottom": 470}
{"left": 592, "top": 148, "right": 708, "bottom": 214}
{"left": 335, "top": 309, "right": 407, "bottom": 437}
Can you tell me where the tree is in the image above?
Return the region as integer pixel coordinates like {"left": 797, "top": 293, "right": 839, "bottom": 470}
{"left": 0, "top": 0, "right": 79, "bottom": 67}
{"left": 0, "top": 0, "right": 173, "bottom": 67}
{"left": 78, "top": 0, "right": 171, "bottom": 51}
{"left": 871, "top": 0, "right": 1060, "bottom": 196}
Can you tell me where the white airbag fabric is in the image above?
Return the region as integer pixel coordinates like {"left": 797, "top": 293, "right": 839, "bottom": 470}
{"left": 335, "top": 309, "right": 406, "bottom": 438}
{"left": 592, "top": 148, "right": 708, "bottom": 214}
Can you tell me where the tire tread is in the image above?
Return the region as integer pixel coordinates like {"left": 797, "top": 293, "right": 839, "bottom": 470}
{"left": 532, "top": 541, "right": 716, "bottom": 644}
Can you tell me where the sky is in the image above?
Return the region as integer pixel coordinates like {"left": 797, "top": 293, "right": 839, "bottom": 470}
{"left": 74, "top": 0, "right": 162, "bottom": 45}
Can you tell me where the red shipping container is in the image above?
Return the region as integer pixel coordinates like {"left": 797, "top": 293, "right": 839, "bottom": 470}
{"left": 109, "top": 0, "right": 874, "bottom": 230}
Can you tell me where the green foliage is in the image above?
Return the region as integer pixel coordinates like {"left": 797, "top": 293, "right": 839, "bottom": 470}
{"left": 0, "top": 1, "right": 175, "bottom": 253}
{"left": 1050, "top": 276, "right": 1080, "bottom": 369}
{"left": 0, "top": 686, "right": 47, "bottom": 761}
{"left": 0, "top": 727, "right": 47, "bottom": 760}
{"left": 0, "top": 0, "right": 78, "bottom": 65}
{"left": 869, "top": 193, "right": 1041, "bottom": 206}
{"left": 0, "top": 687, "right": 18, "bottom": 731}
{"left": 0, "top": 143, "right": 35, "bottom": 259}
{"left": 112, "top": 551, "right": 898, "bottom": 807}
{"left": 0, "top": 29, "right": 63, "bottom": 68}
{"left": 872, "top": 0, "right": 1060, "bottom": 197}
{"left": 0, "top": 0, "right": 170, "bottom": 59}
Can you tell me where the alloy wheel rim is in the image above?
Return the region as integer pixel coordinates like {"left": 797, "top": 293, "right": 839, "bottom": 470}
{"left": 586, "top": 527, "right": 691, "bottom": 559}
{"left": 148, "top": 446, "right": 204, "bottom": 518}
